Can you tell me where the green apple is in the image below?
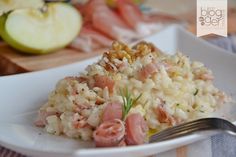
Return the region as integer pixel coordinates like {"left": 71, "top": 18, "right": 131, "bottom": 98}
{"left": 0, "top": 0, "right": 45, "bottom": 16}
{"left": 0, "top": 3, "right": 82, "bottom": 54}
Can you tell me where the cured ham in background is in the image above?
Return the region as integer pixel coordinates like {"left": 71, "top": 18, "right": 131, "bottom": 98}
{"left": 70, "top": 0, "right": 181, "bottom": 52}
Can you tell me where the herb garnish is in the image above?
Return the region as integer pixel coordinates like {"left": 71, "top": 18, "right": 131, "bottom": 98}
{"left": 194, "top": 88, "right": 199, "bottom": 96}
{"left": 120, "top": 87, "right": 142, "bottom": 119}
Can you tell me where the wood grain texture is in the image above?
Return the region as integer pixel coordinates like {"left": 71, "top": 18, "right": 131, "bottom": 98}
{"left": 0, "top": 43, "right": 107, "bottom": 75}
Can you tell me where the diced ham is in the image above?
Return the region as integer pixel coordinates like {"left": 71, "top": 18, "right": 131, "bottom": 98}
{"left": 155, "top": 106, "right": 176, "bottom": 126}
{"left": 74, "top": 102, "right": 92, "bottom": 112}
{"left": 73, "top": 120, "right": 88, "bottom": 129}
{"left": 73, "top": 119, "right": 87, "bottom": 129}
{"left": 199, "top": 73, "right": 214, "bottom": 81}
{"left": 95, "top": 97, "right": 105, "bottom": 105}
{"left": 34, "top": 110, "right": 57, "bottom": 127}
{"left": 72, "top": 114, "right": 88, "bottom": 129}
{"left": 93, "top": 119, "right": 125, "bottom": 147}
{"left": 125, "top": 113, "right": 148, "bottom": 145}
{"left": 138, "top": 62, "right": 158, "bottom": 81}
{"left": 102, "top": 102, "right": 123, "bottom": 122}
{"left": 94, "top": 75, "right": 115, "bottom": 93}
{"left": 76, "top": 76, "right": 88, "bottom": 83}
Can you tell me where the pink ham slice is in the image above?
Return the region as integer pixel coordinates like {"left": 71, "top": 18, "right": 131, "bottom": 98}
{"left": 70, "top": 26, "right": 113, "bottom": 52}
{"left": 78, "top": 0, "right": 106, "bottom": 21}
{"left": 117, "top": 0, "right": 144, "bottom": 29}
{"left": 69, "top": 35, "right": 100, "bottom": 52}
{"left": 125, "top": 113, "right": 148, "bottom": 145}
{"left": 94, "top": 75, "right": 115, "bottom": 93}
{"left": 92, "top": 9, "right": 137, "bottom": 41}
{"left": 93, "top": 119, "right": 125, "bottom": 147}
{"left": 116, "top": 1, "right": 157, "bottom": 36}
{"left": 73, "top": 0, "right": 181, "bottom": 51}
{"left": 102, "top": 102, "right": 123, "bottom": 122}
{"left": 81, "top": 27, "right": 113, "bottom": 47}
{"left": 80, "top": 0, "right": 138, "bottom": 41}
{"left": 117, "top": 1, "right": 181, "bottom": 36}
{"left": 34, "top": 110, "right": 57, "bottom": 127}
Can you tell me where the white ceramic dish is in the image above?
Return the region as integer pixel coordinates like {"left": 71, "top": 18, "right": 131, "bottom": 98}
{"left": 0, "top": 25, "right": 236, "bottom": 157}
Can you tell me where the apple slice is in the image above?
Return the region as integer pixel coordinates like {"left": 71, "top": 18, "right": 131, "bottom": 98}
{"left": 0, "top": 0, "right": 44, "bottom": 15}
{"left": 0, "top": 3, "right": 82, "bottom": 54}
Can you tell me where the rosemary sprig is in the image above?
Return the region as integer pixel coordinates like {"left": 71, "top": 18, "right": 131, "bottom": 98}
{"left": 194, "top": 88, "right": 199, "bottom": 96}
{"left": 120, "top": 87, "right": 142, "bottom": 120}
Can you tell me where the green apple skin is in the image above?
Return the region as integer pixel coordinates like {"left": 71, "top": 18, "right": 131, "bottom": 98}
{"left": 0, "top": 14, "right": 46, "bottom": 53}
{"left": 0, "top": 3, "right": 82, "bottom": 54}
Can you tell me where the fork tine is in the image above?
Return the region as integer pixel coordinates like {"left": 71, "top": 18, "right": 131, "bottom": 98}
{"left": 149, "top": 118, "right": 236, "bottom": 143}
{"left": 212, "top": 118, "right": 236, "bottom": 133}
{"left": 149, "top": 123, "right": 212, "bottom": 142}
{"left": 150, "top": 120, "right": 212, "bottom": 140}
{"left": 151, "top": 125, "right": 213, "bottom": 142}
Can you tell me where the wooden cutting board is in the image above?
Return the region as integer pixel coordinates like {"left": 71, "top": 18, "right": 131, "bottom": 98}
{"left": 0, "top": 42, "right": 107, "bottom": 75}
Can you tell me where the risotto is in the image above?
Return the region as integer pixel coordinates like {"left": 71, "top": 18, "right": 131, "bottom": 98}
{"left": 35, "top": 41, "right": 229, "bottom": 147}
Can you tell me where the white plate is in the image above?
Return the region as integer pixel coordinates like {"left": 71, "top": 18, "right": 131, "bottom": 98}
{"left": 0, "top": 25, "right": 236, "bottom": 157}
